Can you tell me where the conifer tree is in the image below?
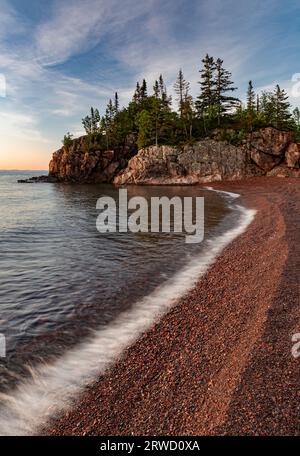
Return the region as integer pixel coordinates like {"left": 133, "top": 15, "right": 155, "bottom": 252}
{"left": 214, "top": 58, "right": 239, "bottom": 125}
{"left": 174, "top": 69, "right": 190, "bottom": 117}
{"left": 256, "top": 94, "right": 260, "bottom": 112}
{"left": 114, "top": 92, "right": 119, "bottom": 113}
{"left": 82, "top": 107, "right": 100, "bottom": 135}
{"left": 246, "top": 80, "right": 256, "bottom": 131}
{"left": 182, "top": 87, "right": 194, "bottom": 139}
{"left": 260, "top": 90, "right": 273, "bottom": 120}
{"left": 133, "top": 82, "right": 141, "bottom": 103}
{"left": 153, "top": 80, "right": 159, "bottom": 99}
{"left": 293, "top": 107, "right": 300, "bottom": 126}
{"left": 140, "top": 79, "right": 148, "bottom": 101}
{"left": 174, "top": 69, "right": 193, "bottom": 138}
{"left": 247, "top": 80, "right": 256, "bottom": 112}
{"left": 196, "top": 54, "right": 216, "bottom": 114}
{"left": 272, "top": 85, "right": 291, "bottom": 129}
{"left": 158, "top": 74, "right": 171, "bottom": 109}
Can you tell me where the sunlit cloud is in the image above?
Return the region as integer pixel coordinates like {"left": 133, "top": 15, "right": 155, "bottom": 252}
{"left": 0, "top": 0, "right": 300, "bottom": 169}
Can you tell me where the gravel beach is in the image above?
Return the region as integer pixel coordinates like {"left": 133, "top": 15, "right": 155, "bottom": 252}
{"left": 45, "top": 177, "right": 300, "bottom": 436}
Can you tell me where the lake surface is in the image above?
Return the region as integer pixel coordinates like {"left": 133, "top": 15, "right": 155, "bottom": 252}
{"left": 0, "top": 170, "right": 236, "bottom": 394}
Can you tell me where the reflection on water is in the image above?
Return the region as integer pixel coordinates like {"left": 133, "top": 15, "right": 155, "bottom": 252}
{"left": 0, "top": 171, "right": 232, "bottom": 392}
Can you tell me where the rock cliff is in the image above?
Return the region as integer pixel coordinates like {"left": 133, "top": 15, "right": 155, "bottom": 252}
{"left": 22, "top": 127, "right": 299, "bottom": 185}
{"left": 48, "top": 134, "right": 136, "bottom": 183}
{"left": 114, "top": 127, "right": 300, "bottom": 185}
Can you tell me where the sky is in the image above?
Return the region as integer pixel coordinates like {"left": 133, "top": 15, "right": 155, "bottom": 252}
{"left": 1, "top": 0, "right": 300, "bottom": 170}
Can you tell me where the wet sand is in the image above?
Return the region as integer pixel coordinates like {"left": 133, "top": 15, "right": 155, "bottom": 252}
{"left": 45, "top": 177, "right": 300, "bottom": 436}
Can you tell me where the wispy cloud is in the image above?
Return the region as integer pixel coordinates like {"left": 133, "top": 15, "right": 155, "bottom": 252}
{"left": 0, "top": 0, "right": 300, "bottom": 168}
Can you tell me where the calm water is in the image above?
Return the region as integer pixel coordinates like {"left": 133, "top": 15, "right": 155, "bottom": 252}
{"left": 0, "top": 170, "right": 235, "bottom": 393}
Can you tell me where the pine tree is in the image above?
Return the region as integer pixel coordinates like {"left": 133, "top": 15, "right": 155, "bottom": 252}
{"left": 214, "top": 58, "right": 239, "bottom": 125}
{"left": 174, "top": 69, "right": 190, "bottom": 117}
{"left": 182, "top": 87, "right": 194, "bottom": 139}
{"left": 174, "top": 69, "right": 193, "bottom": 139}
{"left": 196, "top": 54, "right": 216, "bottom": 114}
{"left": 158, "top": 74, "right": 171, "bottom": 109}
{"left": 292, "top": 107, "right": 300, "bottom": 126}
{"left": 104, "top": 99, "right": 116, "bottom": 148}
{"left": 133, "top": 82, "right": 141, "bottom": 103}
{"left": 153, "top": 80, "right": 159, "bottom": 98}
{"left": 246, "top": 80, "right": 256, "bottom": 131}
{"left": 256, "top": 94, "right": 260, "bottom": 112}
{"left": 82, "top": 107, "right": 100, "bottom": 135}
{"left": 292, "top": 107, "right": 300, "bottom": 140}
{"left": 106, "top": 99, "right": 115, "bottom": 123}
{"left": 140, "top": 79, "right": 148, "bottom": 101}
{"left": 260, "top": 90, "right": 274, "bottom": 121}
{"left": 273, "top": 85, "right": 291, "bottom": 129}
{"left": 135, "top": 110, "right": 154, "bottom": 149}
{"left": 247, "top": 80, "right": 256, "bottom": 112}
{"left": 114, "top": 92, "right": 119, "bottom": 113}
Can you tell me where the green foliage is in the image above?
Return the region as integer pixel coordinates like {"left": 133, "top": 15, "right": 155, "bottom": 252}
{"left": 62, "top": 54, "right": 297, "bottom": 155}
{"left": 62, "top": 132, "right": 73, "bottom": 148}
{"left": 82, "top": 107, "right": 101, "bottom": 136}
{"left": 135, "top": 110, "right": 154, "bottom": 149}
{"left": 291, "top": 107, "right": 300, "bottom": 141}
{"left": 221, "top": 129, "right": 245, "bottom": 146}
{"left": 196, "top": 55, "right": 239, "bottom": 130}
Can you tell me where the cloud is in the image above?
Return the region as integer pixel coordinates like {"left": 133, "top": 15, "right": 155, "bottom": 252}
{"left": 0, "top": 111, "right": 50, "bottom": 143}
{"left": 0, "top": 0, "right": 300, "bottom": 169}
{"left": 34, "top": 0, "right": 157, "bottom": 66}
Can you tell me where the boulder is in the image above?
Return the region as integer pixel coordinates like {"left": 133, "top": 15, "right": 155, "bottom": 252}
{"left": 114, "top": 140, "right": 263, "bottom": 185}
{"left": 250, "top": 127, "right": 294, "bottom": 156}
{"left": 285, "top": 143, "right": 300, "bottom": 168}
{"left": 250, "top": 149, "right": 282, "bottom": 172}
{"left": 267, "top": 165, "right": 300, "bottom": 178}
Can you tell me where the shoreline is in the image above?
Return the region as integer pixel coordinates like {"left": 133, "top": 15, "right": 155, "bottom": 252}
{"left": 45, "top": 177, "right": 299, "bottom": 435}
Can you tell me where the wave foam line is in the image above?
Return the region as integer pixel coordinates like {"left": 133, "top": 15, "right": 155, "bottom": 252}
{"left": 0, "top": 202, "right": 256, "bottom": 436}
{"left": 205, "top": 186, "right": 241, "bottom": 199}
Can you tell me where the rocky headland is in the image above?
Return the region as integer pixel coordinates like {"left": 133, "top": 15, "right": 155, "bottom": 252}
{"left": 114, "top": 127, "right": 300, "bottom": 184}
{"left": 20, "top": 127, "right": 300, "bottom": 184}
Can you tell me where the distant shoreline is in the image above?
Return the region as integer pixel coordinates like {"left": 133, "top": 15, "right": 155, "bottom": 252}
{"left": 45, "top": 177, "right": 300, "bottom": 436}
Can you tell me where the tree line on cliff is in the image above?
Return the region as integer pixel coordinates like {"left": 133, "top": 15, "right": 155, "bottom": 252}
{"left": 63, "top": 54, "right": 300, "bottom": 151}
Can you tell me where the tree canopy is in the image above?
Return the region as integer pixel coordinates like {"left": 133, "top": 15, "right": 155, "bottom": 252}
{"left": 66, "top": 55, "right": 297, "bottom": 152}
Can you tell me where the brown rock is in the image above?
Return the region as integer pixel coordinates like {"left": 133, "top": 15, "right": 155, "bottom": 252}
{"left": 250, "top": 127, "right": 294, "bottom": 156}
{"left": 267, "top": 165, "right": 300, "bottom": 178}
{"left": 250, "top": 149, "right": 282, "bottom": 172}
{"left": 48, "top": 136, "right": 136, "bottom": 183}
{"left": 114, "top": 140, "right": 263, "bottom": 185}
{"left": 285, "top": 143, "right": 300, "bottom": 168}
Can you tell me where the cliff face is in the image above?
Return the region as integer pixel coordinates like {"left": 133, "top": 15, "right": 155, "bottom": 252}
{"left": 114, "top": 128, "right": 300, "bottom": 185}
{"left": 49, "top": 135, "right": 136, "bottom": 183}
{"left": 47, "top": 127, "right": 300, "bottom": 185}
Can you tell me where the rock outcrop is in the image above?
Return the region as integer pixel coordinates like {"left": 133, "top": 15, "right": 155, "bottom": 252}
{"left": 20, "top": 127, "right": 300, "bottom": 185}
{"left": 114, "top": 141, "right": 263, "bottom": 185}
{"left": 114, "top": 128, "right": 300, "bottom": 185}
{"left": 48, "top": 134, "right": 136, "bottom": 183}
{"left": 285, "top": 143, "right": 300, "bottom": 168}
{"left": 248, "top": 127, "right": 299, "bottom": 174}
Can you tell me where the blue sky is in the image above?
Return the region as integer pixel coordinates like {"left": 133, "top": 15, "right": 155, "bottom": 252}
{"left": 0, "top": 0, "right": 300, "bottom": 168}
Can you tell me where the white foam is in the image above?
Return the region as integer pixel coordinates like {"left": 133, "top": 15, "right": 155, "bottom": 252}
{"left": 0, "top": 202, "right": 256, "bottom": 436}
{"left": 205, "top": 186, "right": 241, "bottom": 199}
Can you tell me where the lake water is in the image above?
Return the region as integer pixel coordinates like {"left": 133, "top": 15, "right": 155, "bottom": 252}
{"left": 0, "top": 170, "right": 250, "bottom": 434}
